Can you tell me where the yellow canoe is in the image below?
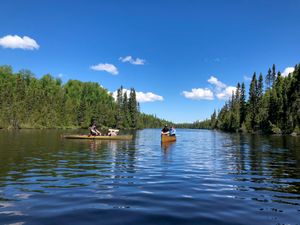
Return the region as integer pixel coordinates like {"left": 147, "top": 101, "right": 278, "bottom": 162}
{"left": 161, "top": 135, "right": 176, "bottom": 143}
{"left": 63, "top": 134, "right": 133, "bottom": 140}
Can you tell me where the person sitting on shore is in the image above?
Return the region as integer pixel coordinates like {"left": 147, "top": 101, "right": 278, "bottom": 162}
{"left": 161, "top": 125, "right": 170, "bottom": 135}
{"left": 169, "top": 126, "right": 176, "bottom": 136}
{"left": 89, "top": 122, "right": 101, "bottom": 136}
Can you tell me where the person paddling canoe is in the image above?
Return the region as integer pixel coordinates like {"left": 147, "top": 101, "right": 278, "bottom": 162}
{"left": 89, "top": 122, "right": 101, "bottom": 136}
{"left": 161, "top": 125, "right": 170, "bottom": 135}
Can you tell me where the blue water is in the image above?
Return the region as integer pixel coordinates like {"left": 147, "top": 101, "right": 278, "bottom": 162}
{"left": 0, "top": 129, "right": 299, "bottom": 225}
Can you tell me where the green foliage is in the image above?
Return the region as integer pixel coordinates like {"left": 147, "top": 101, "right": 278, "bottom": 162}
{"left": 195, "top": 63, "right": 300, "bottom": 134}
{"left": 240, "top": 82, "right": 246, "bottom": 125}
{"left": 0, "top": 65, "right": 168, "bottom": 129}
{"left": 210, "top": 110, "right": 217, "bottom": 129}
{"left": 113, "top": 86, "right": 170, "bottom": 129}
{"left": 128, "top": 88, "right": 138, "bottom": 128}
{"left": 138, "top": 113, "right": 172, "bottom": 128}
{"left": 176, "top": 119, "right": 211, "bottom": 129}
{"left": 269, "top": 122, "right": 282, "bottom": 134}
{"left": 293, "top": 125, "right": 300, "bottom": 135}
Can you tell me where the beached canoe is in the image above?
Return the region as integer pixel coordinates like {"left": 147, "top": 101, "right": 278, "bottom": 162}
{"left": 63, "top": 135, "right": 133, "bottom": 140}
{"left": 161, "top": 135, "right": 176, "bottom": 143}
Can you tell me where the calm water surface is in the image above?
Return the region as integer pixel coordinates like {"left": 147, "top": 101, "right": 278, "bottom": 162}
{"left": 0, "top": 129, "right": 299, "bottom": 225}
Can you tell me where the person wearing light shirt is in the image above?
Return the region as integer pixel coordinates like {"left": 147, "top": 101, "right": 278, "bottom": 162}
{"left": 169, "top": 126, "right": 176, "bottom": 136}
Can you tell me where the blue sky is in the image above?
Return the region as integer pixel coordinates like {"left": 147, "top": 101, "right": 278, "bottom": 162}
{"left": 0, "top": 0, "right": 300, "bottom": 123}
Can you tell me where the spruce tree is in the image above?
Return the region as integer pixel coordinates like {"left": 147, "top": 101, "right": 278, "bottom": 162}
{"left": 210, "top": 109, "right": 217, "bottom": 129}
{"left": 271, "top": 64, "right": 277, "bottom": 87}
{"left": 240, "top": 82, "right": 246, "bottom": 125}
{"left": 257, "top": 73, "right": 264, "bottom": 99}
{"left": 266, "top": 68, "right": 272, "bottom": 89}
{"left": 122, "top": 92, "right": 130, "bottom": 128}
{"left": 256, "top": 73, "right": 267, "bottom": 129}
{"left": 247, "top": 72, "right": 258, "bottom": 130}
{"left": 129, "top": 88, "right": 138, "bottom": 128}
{"left": 116, "top": 86, "right": 124, "bottom": 128}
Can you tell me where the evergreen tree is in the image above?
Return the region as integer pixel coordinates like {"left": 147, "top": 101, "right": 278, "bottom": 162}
{"left": 257, "top": 73, "right": 263, "bottom": 99}
{"left": 115, "top": 86, "right": 124, "bottom": 128}
{"left": 210, "top": 110, "right": 217, "bottom": 129}
{"left": 196, "top": 63, "right": 300, "bottom": 134}
{"left": 0, "top": 65, "right": 169, "bottom": 129}
{"left": 266, "top": 68, "right": 272, "bottom": 89}
{"left": 246, "top": 72, "right": 258, "bottom": 130}
{"left": 231, "top": 87, "right": 240, "bottom": 131}
{"left": 256, "top": 73, "right": 268, "bottom": 130}
{"left": 235, "top": 82, "right": 241, "bottom": 101}
{"left": 128, "top": 88, "right": 138, "bottom": 128}
{"left": 271, "top": 64, "right": 277, "bottom": 87}
{"left": 240, "top": 82, "right": 246, "bottom": 125}
{"left": 122, "top": 92, "right": 130, "bottom": 128}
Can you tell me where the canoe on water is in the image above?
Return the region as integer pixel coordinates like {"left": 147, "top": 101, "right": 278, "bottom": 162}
{"left": 161, "top": 135, "right": 176, "bottom": 143}
{"left": 63, "top": 134, "right": 133, "bottom": 140}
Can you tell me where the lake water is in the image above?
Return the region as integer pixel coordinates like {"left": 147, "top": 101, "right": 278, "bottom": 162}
{"left": 0, "top": 129, "right": 299, "bottom": 225}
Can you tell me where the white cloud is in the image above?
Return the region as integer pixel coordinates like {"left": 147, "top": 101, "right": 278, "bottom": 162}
{"left": 208, "top": 75, "right": 236, "bottom": 100}
{"left": 90, "top": 63, "right": 119, "bottom": 75}
{"left": 243, "top": 75, "right": 252, "bottom": 81}
{"left": 182, "top": 88, "right": 214, "bottom": 100}
{"left": 120, "top": 56, "right": 132, "bottom": 62}
{"left": 119, "top": 56, "right": 145, "bottom": 65}
{"left": 282, "top": 67, "right": 295, "bottom": 77}
{"left": 183, "top": 75, "right": 236, "bottom": 101}
{"left": 136, "top": 91, "right": 163, "bottom": 102}
{"left": 216, "top": 86, "right": 236, "bottom": 100}
{"left": 0, "top": 35, "right": 39, "bottom": 50}
{"left": 112, "top": 88, "right": 163, "bottom": 103}
{"left": 207, "top": 76, "right": 226, "bottom": 89}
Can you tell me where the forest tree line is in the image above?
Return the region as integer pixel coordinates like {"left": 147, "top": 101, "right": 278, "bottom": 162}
{"left": 0, "top": 65, "right": 170, "bottom": 129}
{"left": 190, "top": 64, "right": 300, "bottom": 135}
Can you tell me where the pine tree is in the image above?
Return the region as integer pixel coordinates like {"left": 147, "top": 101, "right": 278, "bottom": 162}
{"left": 247, "top": 72, "right": 258, "bottom": 130}
{"left": 231, "top": 85, "right": 240, "bottom": 131}
{"left": 271, "top": 64, "right": 276, "bottom": 87}
{"left": 210, "top": 109, "right": 217, "bottom": 129}
{"left": 266, "top": 68, "right": 272, "bottom": 89}
{"left": 117, "top": 86, "right": 123, "bottom": 106}
{"left": 256, "top": 73, "right": 267, "bottom": 129}
{"left": 257, "top": 73, "right": 264, "bottom": 99}
{"left": 116, "top": 86, "right": 124, "bottom": 128}
{"left": 198, "top": 63, "right": 300, "bottom": 134}
{"left": 122, "top": 91, "right": 130, "bottom": 128}
{"left": 240, "top": 82, "right": 246, "bottom": 125}
{"left": 128, "top": 88, "right": 138, "bottom": 128}
{"left": 235, "top": 82, "right": 241, "bottom": 101}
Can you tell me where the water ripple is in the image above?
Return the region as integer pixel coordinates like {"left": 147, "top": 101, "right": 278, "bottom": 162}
{"left": 0, "top": 129, "right": 299, "bottom": 225}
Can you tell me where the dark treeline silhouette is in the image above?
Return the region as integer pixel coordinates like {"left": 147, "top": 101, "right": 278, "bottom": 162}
{"left": 0, "top": 65, "right": 170, "bottom": 129}
{"left": 178, "top": 64, "right": 300, "bottom": 135}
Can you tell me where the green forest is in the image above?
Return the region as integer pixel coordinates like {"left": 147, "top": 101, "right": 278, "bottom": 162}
{"left": 0, "top": 65, "right": 170, "bottom": 129}
{"left": 186, "top": 64, "right": 300, "bottom": 135}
